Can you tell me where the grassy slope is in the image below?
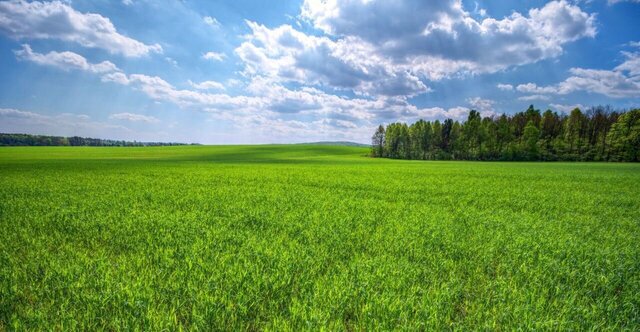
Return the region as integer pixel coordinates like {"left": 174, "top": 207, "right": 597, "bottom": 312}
{"left": 0, "top": 145, "right": 639, "bottom": 330}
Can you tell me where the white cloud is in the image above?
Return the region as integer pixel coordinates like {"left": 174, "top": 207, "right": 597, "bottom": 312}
{"left": 99, "top": 67, "right": 472, "bottom": 130}
{"left": 0, "top": 0, "right": 162, "bottom": 57}
{"left": 109, "top": 112, "right": 159, "bottom": 123}
{"left": 518, "top": 95, "right": 551, "bottom": 101}
{"left": 0, "top": 108, "right": 137, "bottom": 139}
{"left": 14, "top": 44, "right": 119, "bottom": 73}
{"left": 165, "top": 57, "right": 178, "bottom": 67}
{"left": 412, "top": 107, "right": 470, "bottom": 121}
{"left": 226, "top": 79, "right": 243, "bottom": 87}
{"left": 497, "top": 84, "right": 514, "bottom": 91}
{"left": 298, "top": 0, "right": 596, "bottom": 83}
{"left": 101, "top": 72, "right": 130, "bottom": 85}
{"left": 516, "top": 50, "right": 640, "bottom": 98}
{"left": 122, "top": 0, "right": 133, "bottom": 6}
{"left": 473, "top": 2, "right": 487, "bottom": 17}
{"left": 189, "top": 80, "right": 225, "bottom": 90}
{"left": 203, "top": 16, "right": 220, "bottom": 28}
{"left": 615, "top": 50, "right": 640, "bottom": 77}
{"left": 235, "top": 21, "right": 429, "bottom": 97}
{"left": 467, "top": 97, "right": 495, "bottom": 112}
{"left": 556, "top": 68, "right": 640, "bottom": 97}
{"left": 516, "top": 83, "right": 557, "bottom": 94}
{"left": 202, "top": 51, "right": 226, "bottom": 61}
{"left": 549, "top": 103, "right": 586, "bottom": 113}
{"left": 233, "top": 1, "right": 596, "bottom": 98}
{"left": 0, "top": 107, "right": 44, "bottom": 119}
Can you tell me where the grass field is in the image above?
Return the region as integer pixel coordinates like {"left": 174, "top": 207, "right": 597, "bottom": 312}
{"left": 1, "top": 145, "right": 639, "bottom": 330}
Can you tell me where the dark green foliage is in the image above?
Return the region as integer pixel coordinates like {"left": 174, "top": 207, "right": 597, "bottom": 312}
{"left": 607, "top": 110, "right": 640, "bottom": 161}
{"left": 371, "top": 125, "right": 386, "bottom": 157}
{"left": 372, "top": 106, "right": 640, "bottom": 161}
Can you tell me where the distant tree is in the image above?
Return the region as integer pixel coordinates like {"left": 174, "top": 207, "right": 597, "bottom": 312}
{"left": 564, "top": 108, "right": 585, "bottom": 159}
{"left": 496, "top": 114, "right": 512, "bottom": 157}
{"left": 441, "top": 119, "right": 454, "bottom": 156}
{"left": 462, "top": 110, "right": 482, "bottom": 159}
{"left": 384, "top": 123, "right": 410, "bottom": 159}
{"left": 371, "top": 107, "right": 638, "bottom": 162}
{"left": 409, "top": 120, "right": 431, "bottom": 159}
{"left": 607, "top": 110, "right": 640, "bottom": 161}
{"left": 431, "top": 120, "right": 443, "bottom": 158}
{"left": 523, "top": 121, "right": 540, "bottom": 160}
{"left": 450, "top": 121, "right": 463, "bottom": 159}
{"left": 0, "top": 133, "right": 188, "bottom": 147}
{"left": 371, "top": 125, "right": 386, "bottom": 157}
{"left": 524, "top": 105, "right": 542, "bottom": 128}
{"left": 540, "top": 110, "right": 562, "bottom": 160}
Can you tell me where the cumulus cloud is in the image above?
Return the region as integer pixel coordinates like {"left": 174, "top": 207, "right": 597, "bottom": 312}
{"left": 235, "top": 21, "right": 429, "bottom": 97}
{"left": 0, "top": 107, "right": 44, "bottom": 119}
{"left": 203, "top": 16, "right": 220, "bottom": 28}
{"left": 101, "top": 72, "right": 130, "bottom": 85}
{"left": 0, "top": 0, "right": 162, "bottom": 57}
{"left": 497, "top": 84, "right": 514, "bottom": 91}
{"left": 233, "top": 1, "right": 596, "bottom": 98}
{"left": 189, "top": 80, "right": 226, "bottom": 91}
{"left": 99, "top": 66, "right": 476, "bottom": 131}
{"left": 14, "top": 44, "right": 119, "bottom": 73}
{"left": 516, "top": 83, "right": 557, "bottom": 94}
{"left": 202, "top": 51, "right": 226, "bottom": 61}
{"left": 467, "top": 97, "right": 495, "bottom": 113}
{"left": 296, "top": 0, "right": 596, "bottom": 83}
{"left": 518, "top": 95, "right": 551, "bottom": 101}
{"left": 516, "top": 49, "right": 640, "bottom": 98}
{"left": 615, "top": 49, "right": 640, "bottom": 77}
{"left": 549, "top": 103, "right": 586, "bottom": 113}
{"left": 109, "top": 112, "right": 159, "bottom": 123}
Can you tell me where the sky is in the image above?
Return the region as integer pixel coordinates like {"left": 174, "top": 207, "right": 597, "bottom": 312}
{"left": 0, "top": 0, "right": 639, "bottom": 144}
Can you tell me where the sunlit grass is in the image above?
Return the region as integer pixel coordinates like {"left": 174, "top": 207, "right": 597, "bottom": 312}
{"left": 1, "top": 145, "right": 638, "bottom": 330}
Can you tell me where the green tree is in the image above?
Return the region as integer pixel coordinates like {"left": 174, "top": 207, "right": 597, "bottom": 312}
{"left": 462, "top": 110, "right": 482, "bottom": 159}
{"left": 523, "top": 120, "right": 540, "bottom": 160}
{"left": 371, "top": 125, "right": 386, "bottom": 157}
{"left": 607, "top": 110, "right": 640, "bottom": 161}
{"left": 564, "top": 108, "right": 585, "bottom": 159}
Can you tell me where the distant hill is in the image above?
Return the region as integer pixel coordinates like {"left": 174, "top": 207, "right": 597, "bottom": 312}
{"left": 297, "top": 141, "right": 369, "bottom": 148}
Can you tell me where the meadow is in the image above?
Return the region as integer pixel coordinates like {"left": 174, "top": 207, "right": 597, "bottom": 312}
{"left": 0, "top": 145, "right": 639, "bottom": 330}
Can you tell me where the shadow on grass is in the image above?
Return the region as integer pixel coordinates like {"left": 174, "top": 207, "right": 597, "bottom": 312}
{"left": 0, "top": 145, "right": 376, "bottom": 169}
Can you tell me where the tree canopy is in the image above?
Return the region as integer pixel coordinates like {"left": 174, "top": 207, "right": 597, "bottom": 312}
{"left": 371, "top": 106, "right": 640, "bottom": 162}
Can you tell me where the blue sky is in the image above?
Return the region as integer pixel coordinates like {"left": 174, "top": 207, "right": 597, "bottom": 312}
{"left": 0, "top": 0, "right": 639, "bottom": 144}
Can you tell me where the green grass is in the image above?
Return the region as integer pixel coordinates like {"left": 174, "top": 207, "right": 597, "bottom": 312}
{"left": 1, "top": 145, "right": 639, "bottom": 330}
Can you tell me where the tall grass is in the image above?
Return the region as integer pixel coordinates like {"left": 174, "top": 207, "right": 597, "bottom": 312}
{"left": 1, "top": 145, "right": 638, "bottom": 330}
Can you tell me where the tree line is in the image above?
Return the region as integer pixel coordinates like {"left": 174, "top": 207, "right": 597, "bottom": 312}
{"left": 0, "top": 133, "right": 194, "bottom": 147}
{"left": 371, "top": 106, "right": 640, "bottom": 162}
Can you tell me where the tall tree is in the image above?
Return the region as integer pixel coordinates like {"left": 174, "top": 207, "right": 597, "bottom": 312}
{"left": 565, "top": 108, "right": 585, "bottom": 159}
{"left": 523, "top": 120, "right": 540, "bottom": 160}
{"left": 463, "top": 110, "right": 482, "bottom": 159}
{"left": 371, "top": 125, "right": 386, "bottom": 157}
{"left": 607, "top": 110, "right": 640, "bottom": 162}
{"left": 371, "top": 107, "right": 638, "bottom": 162}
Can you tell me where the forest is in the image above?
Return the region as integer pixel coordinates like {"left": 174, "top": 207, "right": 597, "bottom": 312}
{"left": 371, "top": 106, "right": 640, "bottom": 162}
{"left": 0, "top": 133, "right": 191, "bottom": 147}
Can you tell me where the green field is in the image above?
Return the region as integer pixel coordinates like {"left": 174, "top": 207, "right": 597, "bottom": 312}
{"left": 1, "top": 145, "right": 639, "bottom": 330}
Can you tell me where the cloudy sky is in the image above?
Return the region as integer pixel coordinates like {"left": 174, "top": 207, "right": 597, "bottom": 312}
{"left": 0, "top": 0, "right": 639, "bottom": 144}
